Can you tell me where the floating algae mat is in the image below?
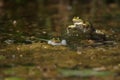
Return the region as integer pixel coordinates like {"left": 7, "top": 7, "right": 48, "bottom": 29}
{"left": 4, "top": 77, "right": 26, "bottom": 80}
{"left": 58, "top": 68, "right": 113, "bottom": 77}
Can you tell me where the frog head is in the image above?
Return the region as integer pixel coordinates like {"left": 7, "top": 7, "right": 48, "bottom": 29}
{"left": 72, "top": 17, "right": 83, "bottom": 24}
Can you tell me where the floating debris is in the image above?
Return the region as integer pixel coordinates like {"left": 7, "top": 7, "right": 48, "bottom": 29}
{"left": 4, "top": 39, "right": 14, "bottom": 44}
{"left": 19, "top": 54, "right": 23, "bottom": 58}
{"left": 77, "top": 47, "right": 83, "bottom": 54}
{"left": 93, "top": 66, "right": 106, "bottom": 71}
{"left": 12, "top": 54, "right": 16, "bottom": 59}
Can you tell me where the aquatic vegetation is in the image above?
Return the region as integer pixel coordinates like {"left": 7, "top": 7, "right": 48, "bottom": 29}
{"left": 0, "top": 42, "right": 120, "bottom": 80}
{"left": 0, "top": 55, "right": 6, "bottom": 60}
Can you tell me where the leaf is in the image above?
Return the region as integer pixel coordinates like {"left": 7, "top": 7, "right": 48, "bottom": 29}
{"left": 58, "top": 69, "right": 112, "bottom": 77}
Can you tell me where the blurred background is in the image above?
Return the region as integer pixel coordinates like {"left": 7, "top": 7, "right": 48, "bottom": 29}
{"left": 0, "top": 1, "right": 120, "bottom": 80}
{"left": 0, "top": 0, "right": 120, "bottom": 41}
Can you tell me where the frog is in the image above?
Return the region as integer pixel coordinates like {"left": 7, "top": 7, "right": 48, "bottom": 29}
{"left": 66, "top": 17, "right": 109, "bottom": 47}
{"left": 67, "top": 17, "right": 95, "bottom": 39}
